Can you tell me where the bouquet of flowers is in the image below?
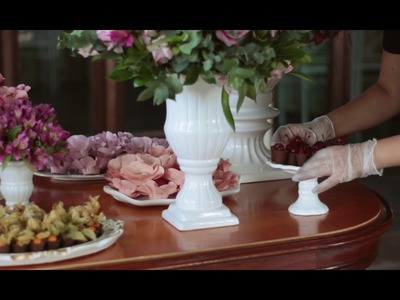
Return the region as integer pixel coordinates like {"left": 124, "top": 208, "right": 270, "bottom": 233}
{"left": 58, "top": 30, "right": 337, "bottom": 129}
{"left": 0, "top": 73, "right": 70, "bottom": 171}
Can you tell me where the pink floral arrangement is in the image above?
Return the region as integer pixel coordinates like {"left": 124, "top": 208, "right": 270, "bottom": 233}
{"left": 0, "top": 73, "right": 70, "bottom": 171}
{"left": 50, "top": 131, "right": 168, "bottom": 175}
{"left": 105, "top": 150, "right": 238, "bottom": 199}
{"left": 58, "top": 30, "right": 333, "bottom": 130}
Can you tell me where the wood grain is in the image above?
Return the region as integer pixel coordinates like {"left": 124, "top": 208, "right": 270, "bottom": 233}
{"left": 1, "top": 177, "right": 392, "bottom": 270}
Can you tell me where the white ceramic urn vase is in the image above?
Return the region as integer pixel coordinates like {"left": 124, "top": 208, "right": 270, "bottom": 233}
{"left": 0, "top": 161, "right": 34, "bottom": 206}
{"left": 162, "top": 77, "right": 239, "bottom": 231}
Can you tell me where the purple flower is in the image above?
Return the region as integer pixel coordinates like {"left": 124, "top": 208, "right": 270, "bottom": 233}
{"left": 0, "top": 79, "right": 70, "bottom": 171}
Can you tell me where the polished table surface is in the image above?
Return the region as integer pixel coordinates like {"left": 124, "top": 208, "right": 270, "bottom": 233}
{"left": 1, "top": 176, "right": 393, "bottom": 270}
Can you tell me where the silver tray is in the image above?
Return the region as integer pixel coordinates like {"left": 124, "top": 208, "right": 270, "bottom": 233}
{"left": 0, "top": 219, "right": 124, "bottom": 267}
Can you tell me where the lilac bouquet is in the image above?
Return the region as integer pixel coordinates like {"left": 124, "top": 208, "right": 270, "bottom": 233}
{"left": 0, "top": 74, "right": 70, "bottom": 171}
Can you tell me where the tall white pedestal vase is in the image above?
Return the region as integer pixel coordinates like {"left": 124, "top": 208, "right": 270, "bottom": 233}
{"left": 162, "top": 78, "right": 239, "bottom": 231}
{"left": 0, "top": 161, "right": 34, "bottom": 206}
{"left": 222, "top": 78, "right": 292, "bottom": 183}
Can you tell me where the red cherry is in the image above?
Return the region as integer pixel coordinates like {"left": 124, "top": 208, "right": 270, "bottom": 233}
{"left": 297, "top": 145, "right": 311, "bottom": 155}
{"left": 335, "top": 137, "right": 346, "bottom": 145}
{"left": 293, "top": 136, "right": 303, "bottom": 143}
{"left": 286, "top": 143, "right": 299, "bottom": 153}
{"left": 311, "top": 141, "right": 326, "bottom": 153}
{"left": 272, "top": 143, "right": 285, "bottom": 151}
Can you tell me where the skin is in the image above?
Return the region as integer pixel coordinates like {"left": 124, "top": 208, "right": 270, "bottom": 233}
{"left": 327, "top": 50, "right": 400, "bottom": 170}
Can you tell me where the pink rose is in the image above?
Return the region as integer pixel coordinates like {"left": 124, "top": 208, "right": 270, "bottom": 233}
{"left": 216, "top": 30, "right": 250, "bottom": 46}
{"left": 110, "top": 30, "right": 134, "bottom": 47}
{"left": 270, "top": 61, "right": 294, "bottom": 79}
{"left": 146, "top": 35, "right": 173, "bottom": 64}
{"left": 0, "top": 73, "right": 4, "bottom": 84}
{"left": 96, "top": 30, "right": 134, "bottom": 53}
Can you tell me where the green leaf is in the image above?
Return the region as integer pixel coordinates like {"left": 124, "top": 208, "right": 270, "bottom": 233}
{"left": 137, "top": 86, "right": 156, "bottom": 101}
{"left": 7, "top": 125, "right": 22, "bottom": 140}
{"left": 200, "top": 71, "right": 216, "bottom": 84}
{"left": 153, "top": 84, "right": 169, "bottom": 105}
{"left": 221, "top": 88, "right": 235, "bottom": 132}
{"left": 171, "top": 60, "right": 190, "bottom": 73}
{"left": 288, "top": 72, "right": 315, "bottom": 84}
{"left": 166, "top": 74, "right": 183, "bottom": 95}
{"left": 183, "top": 66, "right": 200, "bottom": 85}
{"left": 221, "top": 58, "right": 239, "bottom": 70}
{"left": 203, "top": 59, "right": 213, "bottom": 71}
{"left": 108, "top": 67, "right": 133, "bottom": 81}
{"left": 232, "top": 68, "right": 255, "bottom": 78}
{"left": 1, "top": 155, "right": 12, "bottom": 170}
{"left": 179, "top": 31, "right": 202, "bottom": 55}
{"left": 236, "top": 82, "right": 248, "bottom": 113}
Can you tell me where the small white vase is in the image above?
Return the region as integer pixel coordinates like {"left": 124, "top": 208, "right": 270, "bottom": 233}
{"left": 0, "top": 161, "right": 34, "bottom": 206}
{"left": 222, "top": 78, "right": 292, "bottom": 183}
{"left": 162, "top": 77, "right": 239, "bottom": 231}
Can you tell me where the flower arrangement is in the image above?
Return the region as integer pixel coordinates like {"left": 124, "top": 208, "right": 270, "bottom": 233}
{"left": 58, "top": 30, "right": 336, "bottom": 129}
{"left": 0, "top": 74, "right": 70, "bottom": 171}
{"left": 50, "top": 131, "right": 169, "bottom": 175}
{"left": 46, "top": 130, "right": 239, "bottom": 199}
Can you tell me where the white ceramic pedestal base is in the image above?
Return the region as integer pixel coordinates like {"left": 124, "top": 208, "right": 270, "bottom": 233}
{"left": 162, "top": 203, "right": 239, "bottom": 231}
{"left": 265, "top": 161, "right": 329, "bottom": 216}
{"left": 289, "top": 178, "right": 329, "bottom": 216}
{"left": 222, "top": 79, "right": 287, "bottom": 183}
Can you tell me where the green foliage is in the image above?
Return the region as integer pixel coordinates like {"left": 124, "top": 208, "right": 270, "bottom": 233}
{"left": 58, "top": 30, "right": 329, "bottom": 130}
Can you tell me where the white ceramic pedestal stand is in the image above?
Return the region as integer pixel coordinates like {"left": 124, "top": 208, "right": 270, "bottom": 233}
{"left": 222, "top": 79, "right": 292, "bottom": 183}
{"left": 266, "top": 161, "right": 329, "bottom": 216}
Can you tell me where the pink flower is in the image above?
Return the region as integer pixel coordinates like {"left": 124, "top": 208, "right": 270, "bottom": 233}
{"left": 110, "top": 30, "right": 134, "bottom": 47}
{"left": 97, "top": 30, "right": 134, "bottom": 54}
{"left": 0, "top": 73, "right": 5, "bottom": 84}
{"left": 141, "top": 30, "right": 158, "bottom": 45}
{"left": 146, "top": 35, "right": 173, "bottom": 64}
{"left": 270, "top": 61, "right": 294, "bottom": 79}
{"left": 77, "top": 46, "right": 99, "bottom": 58}
{"left": 216, "top": 30, "right": 250, "bottom": 46}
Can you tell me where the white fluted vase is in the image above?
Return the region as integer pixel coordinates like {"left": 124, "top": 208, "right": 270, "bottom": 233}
{"left": 0, "top": 161, "right": 34, "bottom": 206}
{"left": 162, "top": 77, "right": 239, "bottom": 231}
{"left": 222, "top": 79, "right": 292, "bottom": 183}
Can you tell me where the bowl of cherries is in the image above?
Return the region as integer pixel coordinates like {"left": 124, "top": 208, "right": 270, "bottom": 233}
{"left": 271, "top": 136, "right": 346, "bottom": 167}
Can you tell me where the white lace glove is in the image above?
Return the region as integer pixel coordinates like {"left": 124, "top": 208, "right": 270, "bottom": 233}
{"left": 292, "top": 139, "right": 383, "bottom": 194}
{"left": 271, "top": 115, "right": 335, "bottom": 146}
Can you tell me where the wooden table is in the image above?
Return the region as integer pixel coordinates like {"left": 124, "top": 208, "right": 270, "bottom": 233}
{"left": 1, "top": 176, "right": 393, "bottom": 270}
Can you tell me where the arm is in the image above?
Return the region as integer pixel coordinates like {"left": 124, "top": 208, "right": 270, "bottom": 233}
{"left": 328, "top": 50, "right": 400, "bottom": 137}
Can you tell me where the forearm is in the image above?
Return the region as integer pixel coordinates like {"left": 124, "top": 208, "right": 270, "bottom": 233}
{"left": 328, "top": 50, "right": 400, "bottom": 137}
{"left": 374, "top": 135, "right": 400, "bottom": 169}
{"left": 328, "top": 82, "right": 400, "bottom": 137}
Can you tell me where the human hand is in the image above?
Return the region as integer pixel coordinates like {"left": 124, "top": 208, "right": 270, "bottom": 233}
{"left": 271, "top": 115, "right": 335, "bottom": 146}
{"left": 292, "top": 139, "right": 383, "bottom": 194}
